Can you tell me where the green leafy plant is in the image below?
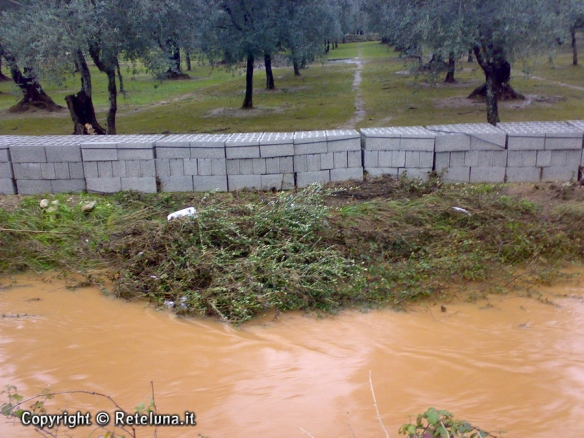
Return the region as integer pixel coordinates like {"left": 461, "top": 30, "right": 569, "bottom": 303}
{"left": 399, "top": 408, "right": 503, "bottom": 438}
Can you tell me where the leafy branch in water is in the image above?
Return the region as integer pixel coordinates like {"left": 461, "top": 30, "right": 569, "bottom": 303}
{"left": 399, "top": 407, "right": 504, "bottom": 438}
{"left": 1, "top": 383, "right": 158, "bottom": 438}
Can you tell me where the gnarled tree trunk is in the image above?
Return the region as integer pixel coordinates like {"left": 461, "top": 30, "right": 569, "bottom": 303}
{"left": 186, "top": 51, "right": 192, "bottom": 71}
{"left": 242, "top": 53, "right": 254, "bottom": 109}
{"left": 265, "top": 53, "right": 275, "bottom": 89}
{"left": 572, "top": 28, "right": 578, "bottom": 66}
{"left": 293, "top": 59, "right": 301, "bottom": 76}
{"left": 444, "top": 52, "right": 456, "bottom": 83}
{"left": 1, "top": 44, "right": 62, "bottom": 113}
{"left": 65, "top": 50, "right": 106, "bottom": 135}
{"left": 89, "top": 42, "right": 118, "bottom": 134}
{"left": 471, "top": 46, "right": 524, "bottom": 125}
{"left": 0, "top": 57, "right": 10, "bottom": 82}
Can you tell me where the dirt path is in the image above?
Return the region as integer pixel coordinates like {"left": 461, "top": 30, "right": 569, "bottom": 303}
{"left": 338, "top": 48, "right": 365, "bottom": 129}
{"left": 516, "top": 71, "right": 584, "bottom": 91}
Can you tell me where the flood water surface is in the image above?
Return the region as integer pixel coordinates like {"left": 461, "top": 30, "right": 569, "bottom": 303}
{"left": 1, "top": 275, "right": 584, "bottom": 437}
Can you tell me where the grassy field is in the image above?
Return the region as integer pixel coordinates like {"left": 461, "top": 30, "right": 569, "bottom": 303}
{"left": 1, "top": 39, "right": 583, "bottom": 135}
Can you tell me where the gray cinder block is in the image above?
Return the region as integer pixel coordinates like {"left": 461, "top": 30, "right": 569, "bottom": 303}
{"left": 365, "top": 167, "right": 399, "bottom": 177}
{"left": 113, "top": 161, "right": 127, "bottom": 178}
{"left": 260, "top": 132, "right": 295, "bottom": 158}
{"left": 198, "top": 159, "right": 213, "bottom": 176}
{"left": 536, "top": 150, "right": 552, "bottom": 167}
{"left": 155, "top": 136, "right": 191, "bottom": 159}
{"left": 0, "top": 179, "right": 16, "bottom": 195}
{"left": 13, "top": 163, "right": 42, "bottom": 180}
{"left": 252, "top": 158, "right": 266, "bottom": 175}
{"left": 183, "top": 159, "right": 198, "bottom": 176}
{"left": 45, "top": 145, "right": 82, "bottom": 162}
{"left": 10, "top": 145, "right": 47, "bottom": 163}
{"left": 121, "top": 177, "right": 157, "bottom": 193}
{"left": 544, "top": 136, "right": 583, "bottom": 150}
{"left": 226, "top": 133, "right": 262, "bottom": 159}
{"left": 364, "top": 151, "right": 378, "bottom": 168}
{"left": 155, "top": 159, "right": 171, "bottom": 178}
{"left": 0, "top": 148, "right": 10, "bottom": 162}
{"left": 505, "top": 167, "right": 541, "bottom": 183}
{"left": 326, "top": 130, "right": 361, "bottom": 152}
{"left": 190, "top": 147, "right": 225, "bottom": 159}
{"left": 348, "top": 151, "right": 361, "bottom": 168}
{"left": 442, "top": 167, "right": 470, "bottom": 183}
{"left": 16, "top": 179, "right": 52, "bottom": 195}
{"left": 51, "top": 179, "right": 86, "bottom": 193}
{"left": 361, "top": 127, "right": 434, "bottom": 151}
{"left": 81, "top": 143, "right": 118, "bottom": 161}
{"left": 238, "top": 159, "right": 253, "bottom": 175}
{"left": 53, "top": 162, "right": 70, "bottom": 179}
{"left": 193, "top": 175, "right": 228, "bottom": 192}
{"left": 427, "top": 123, "right": 506, "bottom": 151}
{"left": 279, "top": 157, "right": 293, "bottom": 174}
{"left": 506, "top": 136, "right": 545, "bottom": 150}
{"left": 306, "top": 154, "right": 321, "bottom": 172}
{"left": 433, "top": 133, "right": 470, "bottom": 152}
{"left": 212, "top": 158, "right": 226, "bottom": 176}
{"left": 117, "top": 145, "right": 155, "bottom": 161}
{"left": 83, "top": 161, "right": 99, "bottom": 178}
{"left": 125, "top": 161, "right": 141, "bottom": 178}
{"left": 333, "top": 151, "right": 348, "bottom": 169}
{"left": 228, "top": 174, "right": 262, "bottom": 191}
{"left": 294, "top": 131, "right": 328, "bottom": 155}
{"left": 330, "top": 167, "right": 364, "bottom": 182}
{"left": 158, "top": 176, "right": 194, "bottom": 192}
{"left": 225, "top": 146, "right": 260, "bottom": 159}
{"left": 399, "top": 168, "right": 432, "bottom": 181}
{"left": 296, "top": 170, "right": 330, "bottom": 187}
{"left": 470, "top": 167, "right": 506, "bottom": 183}
{"left": 226, "top": 159, "right": 240, "bottom": 175}
{"left": 69, "top": 162, "right": 85, "bottom": 179}
{"left": 98, "top": 161, "right": 114, "bottom": 178}
{"left": 169, "top": 159, "right": 184, "bottom": 176}
{"left": 260, "top": 174, "right": 295, "bottom": 190}
{"left": 542, "top": 166, "right": 578, "bottom": 182}
{"left": 41, "top": 163, "right": 56, "bottom": 180}
{"left": 0, "top": 162, "right": 14, "bottom": 178}
{"left": 86, "top": 177, "right": 122, "bottom": 194}
{"left": 320, "top": 152, "right": 334, "bottom": 170}
{"left": 450, "top": 151, "right": 465, "bottom": 167}
{"left": 435, "top": 152, "right": 450, "bottom": 172}
{"left": 405, "top": 151, "right": 420, "bottom": 167}
{"left": 419, "top": 151, "right": 434, "bottom": 168}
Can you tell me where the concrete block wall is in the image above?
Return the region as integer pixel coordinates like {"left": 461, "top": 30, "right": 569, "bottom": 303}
{"left": 293, "top": 130, "right": 363, "bottom": 188}
{"left": 83, "top": 135, "right": 164, "bottom": 194}
{"left": 226, "top": 132, "right": 294, "bottom": 191}
{"left": 427, "top": 123, "right": 507, "bottom": 183}
{"left": 360, "top": 126, "right": 435, "bottom": 180}
{"left": 0, "top": 120, "right": 583, "bottom": 196}
{"left": 498, "top": 122, "right": 583, "bottom": 183}
{"left": 0, "top": 136, "right": 16, "bottom": 194}
{"left": 8, "top": 136, "right": 85, "bottom": 195}
{"left": 155, "top": 134, "right": 228, "bottom": 193}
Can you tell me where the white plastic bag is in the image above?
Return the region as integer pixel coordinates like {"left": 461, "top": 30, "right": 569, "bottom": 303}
{"left": 167, "top": 207, "right": 198, "bottom": 221}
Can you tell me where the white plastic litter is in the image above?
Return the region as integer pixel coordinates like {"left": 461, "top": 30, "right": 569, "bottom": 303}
{"left": 167, "top": 207, "right": 198, "bottom": 221}
{"left": 452, "top": 207, "right": 472, "bottom": 217}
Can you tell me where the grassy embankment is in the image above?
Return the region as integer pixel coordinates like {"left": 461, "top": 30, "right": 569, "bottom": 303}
{"left": 1, "top": 177, "right": 583, "bottom": 323}
{"left": 1, "top": 39, "right": 584, "bottom": 135}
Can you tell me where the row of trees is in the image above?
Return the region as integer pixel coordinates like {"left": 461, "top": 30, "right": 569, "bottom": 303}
{"left": 363, "top": 0, "right": 584, "bottom": 124}
{"left": 0, "top": 0, "right": 361, "bottom": 134}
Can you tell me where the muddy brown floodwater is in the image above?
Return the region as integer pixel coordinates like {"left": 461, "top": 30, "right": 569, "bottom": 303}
{"left": 1, "top": 275, "right": 584, "bottom": 437}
